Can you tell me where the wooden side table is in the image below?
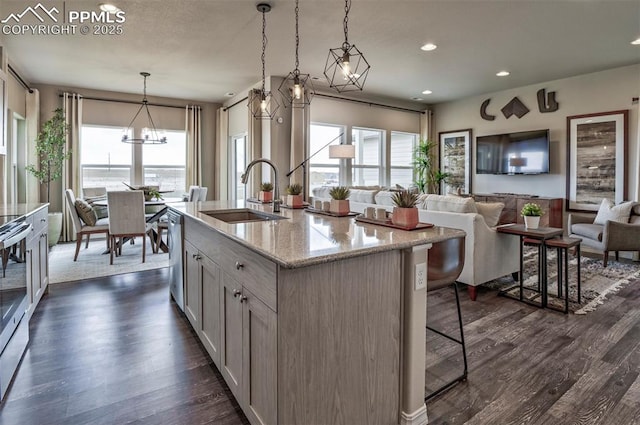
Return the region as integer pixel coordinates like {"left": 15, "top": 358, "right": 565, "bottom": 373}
{"left": 545, "top": 237, "right": 582, "bottom": 313}
{"left": 496, "top": 224, "right": 563, "bottom": 307}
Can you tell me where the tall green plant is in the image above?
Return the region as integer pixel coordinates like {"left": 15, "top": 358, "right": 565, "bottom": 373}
{"left": 26, "top": 108, "right": 71, "bottom": 203}
{"left": 412, "top": 140, "right": 437, "bottom": 194}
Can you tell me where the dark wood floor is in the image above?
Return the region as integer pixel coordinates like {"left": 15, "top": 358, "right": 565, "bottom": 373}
{"left": 426, "top": 278, "right": 640, "bottom": 425}
{"left": 0, "top": 268, "right": 249, "bottom": 425}
{"left": 3, "top": 266, "right": 640, "bottom": 424}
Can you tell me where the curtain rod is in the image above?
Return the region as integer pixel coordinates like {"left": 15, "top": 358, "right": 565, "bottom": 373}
{"left": 315, "top": 93, "right": 426, "bottom": 114}
{"left": 57, "top": 93, "right": 198, "bottom": 110}
{"left": 223, "top": 96, "right": 249, "bottom": 111}
{"left": 8, "top": 64, "right": 33, "bottom": 93}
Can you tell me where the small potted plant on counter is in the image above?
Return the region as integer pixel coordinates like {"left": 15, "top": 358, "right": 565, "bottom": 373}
{"left": 521, "top": 202, "right": 543, "bottom": 229}
{"left": 329, "top": 186, "right": 351, "bottom": 215}
{"left": 391, "top": 190, "right": 420, "bottom": 229}
{"left": 258, "top": 182, "right": 273, "bottom": 202}
{"left": 286, "top": 183, "right": 304, "bottom": 207}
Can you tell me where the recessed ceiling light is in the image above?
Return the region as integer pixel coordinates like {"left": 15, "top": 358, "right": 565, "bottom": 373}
{"left": 496, "top": 70, "right": 510, "bottom": 77}
{"left": 225, "top": 92, "right": 235, "bottom": 97}
{"left": 99, "top": 3, "right": 120, "bottom": 12}
{"left": 311, "top": 76, "right": 321, "bottom": 80}
{"left": 411, "top": 97, "right": 423, "bottom": 101}
{"left": 420, "top": 43, "right": 437, "bottom": 51}
{"left": 421, "top": 90, "right": 432, "bottom": 95}
{"left": 631, "top": 38, "right": 640, "bottom": 45}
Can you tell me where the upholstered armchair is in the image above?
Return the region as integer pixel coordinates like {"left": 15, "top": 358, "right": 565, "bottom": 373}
{"left": 568, "top": 205, "right": 640, "bottom": 267}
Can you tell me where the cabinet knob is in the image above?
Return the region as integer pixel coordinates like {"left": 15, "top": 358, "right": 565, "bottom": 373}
{"left": 235, "top": 261, "right": 244, "bottom": 270}
{"left": 233, "top": 289, "right": 242, "bottom": 298}
{"left": 240, "top": 295, "right": 248, "bottom": 303}
{"left": 40, "top": 218, "right": 46, "bottom": 222}
{"left": 192, "top": 253, "right": 201, "bottom": 260}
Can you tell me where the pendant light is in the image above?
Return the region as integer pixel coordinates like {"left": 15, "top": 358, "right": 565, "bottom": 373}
{"left": 249, "top": 3, "right": 279, "bottom": 120}
{"left": 278, "top": 0, "right": 314, "bottom": 108}
{"left": 122, "top": 72, "right": 167, "bottom": 144}
{"left": 324, "top": 0, "right": 370, "bottom": 93}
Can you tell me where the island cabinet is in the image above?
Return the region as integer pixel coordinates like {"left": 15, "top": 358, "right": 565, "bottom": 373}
{"left": 25, "top": 205, "right": 49, "bottom": 319}
{"left": 184, "top": 216, "right": 277, "bottom": 425}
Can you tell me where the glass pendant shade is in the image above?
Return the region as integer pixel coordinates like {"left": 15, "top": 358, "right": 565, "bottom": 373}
{"left": 122, "top": 72, "right": 167, "bottom": 144}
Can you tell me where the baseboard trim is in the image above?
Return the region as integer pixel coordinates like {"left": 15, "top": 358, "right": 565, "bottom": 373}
{"left": 401, "top": 404, "right": 428, "bottom": 425}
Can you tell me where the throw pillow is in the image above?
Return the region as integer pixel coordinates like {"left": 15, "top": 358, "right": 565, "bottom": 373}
{"left": 75, "top": 199, "right": 97, "bottom": 226}
{"left": 475, "top": 202, "right": 505, "bottom": 227}
{"left": 84, "top": 195, "right": 108, "bottom": 219}
{"left": 593, "top": 198, "right": 634, "bottom": 225}
{"left": 425, "top": 194, "right": 477, "bottom": 214}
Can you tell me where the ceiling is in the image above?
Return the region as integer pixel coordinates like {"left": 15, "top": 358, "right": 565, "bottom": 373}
{"left": 2, "top": 0, "right": 639, "bottom": 106}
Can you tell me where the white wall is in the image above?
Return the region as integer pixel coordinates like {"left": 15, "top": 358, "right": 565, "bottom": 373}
{"left": 434, "top": 64, "right": 640, "bottom": 200}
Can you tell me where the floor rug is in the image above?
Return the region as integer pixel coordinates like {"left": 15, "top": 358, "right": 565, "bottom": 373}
{"left": 49, "top": 238, "right": 169, "bottom": 284}
{"left": 485, "top": 247, "right": 640, "bottom": 314}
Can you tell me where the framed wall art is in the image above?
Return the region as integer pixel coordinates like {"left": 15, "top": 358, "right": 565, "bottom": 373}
{"left": 566, "top": 110, "right": 628, "bottom": 212}
{"left": 439, "top": 129, "right": 472, "bottom": 195}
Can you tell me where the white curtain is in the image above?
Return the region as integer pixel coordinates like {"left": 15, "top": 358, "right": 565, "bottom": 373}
{"left": 61, "top": 92, "right": 83, "bottom": 242}
{"left": 247, "top": 92, "right": 262, "bottom": 194}
{"left": 186, "top": 105, "right": 202, "bottom": 188}
{"left": 25, "top": 89, "right": 40, "bottom": 204}
{"left": 289, "top": 105, "right": 309, "bottom": 199}
{"left": 420, "top": 108, "right": 432, "bottom": 142}
{"left": 216, "top": 106, "right": 229, "bottom": 200}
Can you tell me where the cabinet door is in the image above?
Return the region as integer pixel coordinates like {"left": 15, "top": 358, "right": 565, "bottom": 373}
{"left": 36, "top": 232, "right": 48, "bottom": 299}
{"left": 183, "top": 240, "right": 201, "bottom": 329}
{"left": 220, "top": 272, "right": 243, "bottom": 401}
{"left": 242, "top": 288, "right": 277, "bottom": 425}
{"left": 200, "top": 254, "right": 221, "bottom": 367}
{"left": 27, "top": 232, "right": 40, "bottom": 309}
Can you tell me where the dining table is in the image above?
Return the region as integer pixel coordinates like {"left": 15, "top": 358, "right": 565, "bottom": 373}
{"left": 94, "top": 197, "right": 183, "bottom": 254}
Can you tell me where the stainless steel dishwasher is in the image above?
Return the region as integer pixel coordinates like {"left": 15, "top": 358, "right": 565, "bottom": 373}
{"left": 167, "top": 209, "right": 184, "bottom": 312}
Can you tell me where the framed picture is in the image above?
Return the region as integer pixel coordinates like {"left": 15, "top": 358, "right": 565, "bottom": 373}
{"left": 566, "top": 110, "right": 628, "bottom": 212}
{"left": 439, "top": 129, "right": 472, "bottom": 195}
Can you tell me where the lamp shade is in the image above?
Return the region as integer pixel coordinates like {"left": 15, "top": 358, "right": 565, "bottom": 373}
{"left": 329, "top": 144, "right": 355, "bottom": 159}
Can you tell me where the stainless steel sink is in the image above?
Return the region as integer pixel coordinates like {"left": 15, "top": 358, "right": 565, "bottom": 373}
{"left": 201, "top": 209, "right": 288, "bottom": 224}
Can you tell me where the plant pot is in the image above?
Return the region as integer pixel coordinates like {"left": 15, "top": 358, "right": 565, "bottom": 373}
{"left": 524, "top": 215, "right": 540, "bottom": 229}
{"left": 287, "top": 194, "right": 303, "bottom": 208}
{"left": 330, "top": 199, "right": 350, "bottom": 215}
{"left": 258, "top": 191, "right": 273, "bottom": 202}
{"left": 392, "top": 207, "right": 419, "bottom": 229}
{"left": 48, "top": 212, "right": 63, "bottom": 247}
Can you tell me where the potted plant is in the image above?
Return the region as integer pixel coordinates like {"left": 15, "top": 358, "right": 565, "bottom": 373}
{"left": 258, "top": 182, "right": 274, "bottom": 202}
{"left": 412, "top": 140, "right": 445, "bottom": 194}
{"left": 143, "top": 187, "right": 163, "bottom": 202}
{"left": 391, "top": 190, "right": 420, "bottom": 229}
{"left": 329, "top": 186, "right": 351, "bottom": 215}
{"left": 26, "top": 108, "right": 71, "bottom": 247}
{"left": 286, "top": 183, "right": 304, "bottom": 207}
{"left": 521, "top": 202, "right": 543, "bottom": 229}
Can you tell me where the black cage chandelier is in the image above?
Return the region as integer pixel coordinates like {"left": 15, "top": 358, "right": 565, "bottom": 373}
{"left": 122, "top": 72, "right": 167, "bottom": 144}
{"left": 278, "top": 0, "right": 314, "bottom": 108}
{"left": 249, "top": 3, "right": 279, "bottom": 120}
{"left": 324, "top": 0, "right": 370, "bottom": 93}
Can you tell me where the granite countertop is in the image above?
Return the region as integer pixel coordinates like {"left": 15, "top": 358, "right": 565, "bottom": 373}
{"left": 170, "top": 200, "right": 466, "bottom": 269}
{"left": 0, "top": 203, "right": 49, "bottom": 217}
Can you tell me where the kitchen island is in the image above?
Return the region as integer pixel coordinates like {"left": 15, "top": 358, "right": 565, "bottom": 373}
{"left": 169, "top": 200, "right": 465, "bottom": 425}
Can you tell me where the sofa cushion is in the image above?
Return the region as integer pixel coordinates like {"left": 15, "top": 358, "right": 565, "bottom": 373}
{"left": 571, "top": 223, "right": 603, "bottom": 241}
{"left": 633, "top": 204, "right": 640, "bottom": 215}
{"left": 375, "top": 190, "right": 395, "bottom": 206}
{"left": 348, "top": 189, "right": 379, "bottom": 204}
{"left": 75, "top": 199, "right": 97, "bottom": 226}
{"left": 630, "top": 215, "right": 640, "bottom": 225}
{"left": 594, "top": 198, "right": 634, "bottom": 225}
{"left": 425, "top": 194, "right": 477, "bottom": 214}
{"left": 311, "top": 186, "right": 333, "bottom": 199}
{"left": 475, "top": 202, "right": 505, "bottom": 227}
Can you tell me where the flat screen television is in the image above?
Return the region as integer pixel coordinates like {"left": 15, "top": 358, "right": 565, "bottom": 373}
{"left": 476, "top": 129, "right": 550, "bottom": 174}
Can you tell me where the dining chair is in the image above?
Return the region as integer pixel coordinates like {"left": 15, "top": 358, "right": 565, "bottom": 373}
{"left": 198, "top": 187, "right": 208, "bottom": 201}
{"left": 188, "top": 186, "right": 201, "bottom": 202}
{"left": 107, "top": 190, "right": 155, "bottom": 265}
{"left": 65, "top": 189, "right": 110, "bottom": 261}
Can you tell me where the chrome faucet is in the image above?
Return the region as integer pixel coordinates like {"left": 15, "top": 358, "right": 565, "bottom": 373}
{"left": 241, "top": 158, "right": 281, "bottom": 213}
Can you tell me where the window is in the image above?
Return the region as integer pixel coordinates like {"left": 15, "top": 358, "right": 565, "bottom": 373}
{"left": 80, "top": 125, "right": 132, "bottom": 191}
{"left": 143, "top": 130, "right": 186, "bottom": 198}
{"left": 309, "top": 124, "right": 343, "bottom": 191}
{"left": 390, "top": 132, "right": 417, "bottom": 188}
{"left": 229, "top": 135, "right": 248, "bottom": 200}
{"left": 352, "top": 127, "right": 383, "bottom": 186}
{"left": 80, "top": 125, "right": 186, "bottom": 195}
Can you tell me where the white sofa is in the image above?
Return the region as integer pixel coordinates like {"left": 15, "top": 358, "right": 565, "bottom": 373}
{"left": 312, "top": 188, "right": 520, "bottom": 300}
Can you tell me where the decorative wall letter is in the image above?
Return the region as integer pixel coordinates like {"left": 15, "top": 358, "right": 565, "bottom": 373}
{"left": 480, "top": 99, "right": 496, "bottom": 121}
{"left": 537, "top": 89, "right": 559, "bottom": 113}
{"left": 501, "top": 97, "right": 529, "bottom": 119}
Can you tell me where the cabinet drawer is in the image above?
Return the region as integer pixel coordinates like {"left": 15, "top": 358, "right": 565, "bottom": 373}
{"left": 218, "top": 236, "right": 277, "bottom": 312}
{"left": 30, "top": 207, "right": 48, "bottom": 234}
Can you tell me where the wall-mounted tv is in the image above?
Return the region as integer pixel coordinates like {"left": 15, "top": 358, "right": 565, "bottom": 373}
{"left": 476, "top": 129, "right": 550, "bottom": 175}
